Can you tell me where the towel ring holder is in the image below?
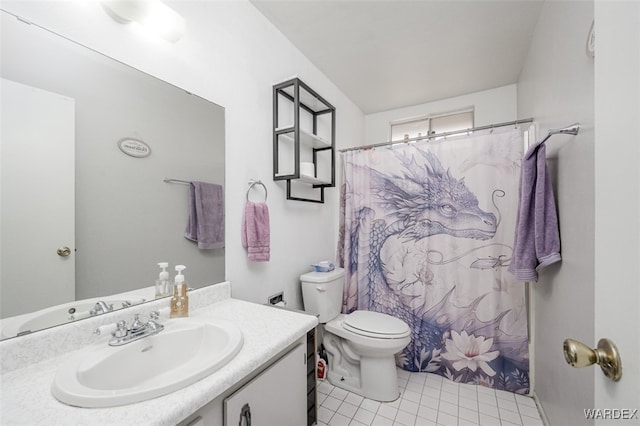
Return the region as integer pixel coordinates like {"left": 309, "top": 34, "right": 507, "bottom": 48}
{"left": 247, "top": 180, "right": 267, "bottom": 202}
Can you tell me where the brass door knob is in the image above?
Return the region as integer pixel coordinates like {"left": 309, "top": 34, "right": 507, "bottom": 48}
{"left": 57, "top": 246, "right": 72, "bottom": 257}
{"left": 563, "top": 338, "right": 622, "bottom": 381}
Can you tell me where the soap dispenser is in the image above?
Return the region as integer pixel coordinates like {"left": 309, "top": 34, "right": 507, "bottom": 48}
{"left": 170, "top": 265, "right": 189, "bottom": 318}
{"left": 155, "top": 262, "right": 171, "bottom": 298}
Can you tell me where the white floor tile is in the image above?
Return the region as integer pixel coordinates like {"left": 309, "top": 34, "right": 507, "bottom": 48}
{"left": 459, "top": 387, "right": 478, "bottom": 401}
{"left": 324, "top": 395, "right": 343, "bottom": 411}
{"left": 338, "top": 401, "right": 359, "bottom": 418}
{"left": 318, "top": 381, "right": 335, "bottom": 395}
{"left": 497, "top": 398, "right": 518, "bottom": 413}
{"left": 459, "top": 396, "right": 479, "bottom": 411}
{"left": 408, "top": 374, "right": 427, "bottom": 385}
{"left": 439, "top": 391, "right": 458, "bottom": 405}
{"left": 420, "top": 394, "right": 440, "bottom": 410}
{"left": 405, "top": 381, "right": 424, "bottom": 394}
{"left": 353, "top": 407, "right": 376, "bottom": 425}
{"left": 394, "top": 410, "right": 417, "bottom": 426}
{"left": 422, "top": 387, "right": 441, "bottom": 399}
{"left": 515, "top": 395, "right": 537, "bottom": 408}
{"left": 403, "top": 389, "right": 422, "bottom": 404}
{"left": 415, "top": 416, "right": 437, "bottom": 426}
{"left": 438, "top": 400, "right": 458, "bottom": 417}
{"left": 417, "top": 405, "right": 438, "bottom": 422}
{"left": 478, "top": 392, "right": 498, "bottom": 406}
{"left": 521, "top": 414, "right": 544, "bottom": 426}
{"left": 330, "top": 412, "right": 353, "bottom": 426}
{"left": 371, "top": 415, "right": 395, "bottom": 426}
{"left": 499, "top": 407, "right": 523, "bottom": 425}
{"left": 459, "top": 406, "right": 479, "bottom": 423}
{"left": 345, "top": 392, "right": 365, "bottom": 407}
{"left": 361, "top": 398, "right": 381, "bottom": 413}
{"left": 479, "top": 413, "right": 502, "bottom": 426}
{"left": 317, "top": 371, "right": 542, "bottom": 426}
{"left": 478, "top": 402, "right": 500, "bottom": 418}
{"left": 517, "top": 404, "right": 541, "bottom": 419}
{"left": 385, "top": 398, "right": 401, "bottom": 409}
{"left": 398, "top": 370, "right": 411, "bottom": 379}
{"left": 436, "top": 411, "right": 458, "bottom": 426}
{"left": 378, "top": 404, "right": 399, "bottom": 420}
{"left": 318, "top": 406, "right": 335, "bottom": 424}
{"left": 331, "top": 387, "right": 350, "bottom": 401}
{"left": 496, "top": 390, "right": 516, "bottom": 402}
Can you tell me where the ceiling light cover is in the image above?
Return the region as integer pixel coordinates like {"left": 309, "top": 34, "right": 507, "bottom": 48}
{"left": 102, "top": 0, "right": 185, "bottom": 43}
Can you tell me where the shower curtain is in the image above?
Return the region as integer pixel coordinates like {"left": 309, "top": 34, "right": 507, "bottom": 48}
{"left": 336, "top": 127, "right": 530, "bottom": 394}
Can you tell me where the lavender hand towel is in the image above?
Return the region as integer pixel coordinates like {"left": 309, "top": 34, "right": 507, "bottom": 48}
{"left": 241, "top": 201, "right": 270, "bottom": 262}
{"left": 508, "top": 143, "right": 561, "bottom": 282}
{"left": 184, "top": 181, "right": 225, "bottom": 249}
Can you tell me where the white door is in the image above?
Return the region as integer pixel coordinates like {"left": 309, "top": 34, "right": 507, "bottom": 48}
{"left": 593, "top": 2, "right": 640, "bottom": 422}
{"left": 0, "top": 78, "right": 75, "bottom": 318}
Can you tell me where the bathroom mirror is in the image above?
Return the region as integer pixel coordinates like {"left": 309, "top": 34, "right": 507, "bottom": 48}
{"left": 0, "top": 11, "right": 225, "bottom": 339}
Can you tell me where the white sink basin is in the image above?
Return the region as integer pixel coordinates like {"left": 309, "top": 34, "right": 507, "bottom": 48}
{"left": 51, "top": 318, "right": 243, "bottom": 407}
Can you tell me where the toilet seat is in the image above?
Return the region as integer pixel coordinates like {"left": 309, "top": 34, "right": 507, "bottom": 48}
{"left": 342, "top": 311, "right": 410, "bottom": 339}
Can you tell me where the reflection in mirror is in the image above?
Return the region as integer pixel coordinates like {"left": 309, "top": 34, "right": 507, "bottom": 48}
{"left": 0, "top": 11, "right": 225, "bottom": 339}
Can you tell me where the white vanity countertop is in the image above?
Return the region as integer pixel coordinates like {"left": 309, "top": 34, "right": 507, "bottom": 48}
{"left": 0, "top": 297, "right": 318, "bottom": 425}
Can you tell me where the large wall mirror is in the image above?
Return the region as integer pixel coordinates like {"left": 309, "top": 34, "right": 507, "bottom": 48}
{"left": 0, "top": 10, "right": 225, "bottom": 340}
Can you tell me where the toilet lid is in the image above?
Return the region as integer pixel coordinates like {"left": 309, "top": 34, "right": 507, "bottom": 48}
{"left": 343, "top": 311, "right": 410, "bottom": 338}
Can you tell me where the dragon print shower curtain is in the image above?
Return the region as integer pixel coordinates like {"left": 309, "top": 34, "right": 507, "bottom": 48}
{"left": 336, "top": 127, "right": 530, "bottom": 394}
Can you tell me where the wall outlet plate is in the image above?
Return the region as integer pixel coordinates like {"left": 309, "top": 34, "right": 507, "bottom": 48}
{"left": 268, "top": 292, "right": 284, "bottom": 305}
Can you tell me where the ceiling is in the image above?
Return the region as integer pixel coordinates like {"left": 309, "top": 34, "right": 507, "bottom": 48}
{"left": 250, "top": 0, "right": 544, "bottom": 114}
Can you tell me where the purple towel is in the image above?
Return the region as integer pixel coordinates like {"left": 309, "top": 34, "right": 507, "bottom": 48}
{"left": 184, "top": 181, "right": 225, "bottom": 249}
{"left": 241, "top": 201, "right": 270, "bottom": 262}
{"left": 508, "top": 143, "right": 561, "bottom": 282}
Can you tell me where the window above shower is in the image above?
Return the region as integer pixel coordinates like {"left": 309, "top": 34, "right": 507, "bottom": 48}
{"left": 390, "top": 109, "right": 474, "bottom": 141}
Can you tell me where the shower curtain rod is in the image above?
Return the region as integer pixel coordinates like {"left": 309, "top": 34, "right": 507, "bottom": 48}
{"left": 339, "top": 118, "right": 535, "bottom": 153}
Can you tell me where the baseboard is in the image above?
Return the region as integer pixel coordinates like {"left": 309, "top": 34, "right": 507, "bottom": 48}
{"left": 531, "top": 390, "right": 551, "bottom": 426}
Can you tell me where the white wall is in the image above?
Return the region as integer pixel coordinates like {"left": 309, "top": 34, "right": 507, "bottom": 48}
{"left": 1, "top": 0, "right": 365, "bottom": 310}
{"left": 517, "top": 1, "right": 595, "bottom": 425}
{"left": 365, "top": 84, "right": 517, "bottom": 145}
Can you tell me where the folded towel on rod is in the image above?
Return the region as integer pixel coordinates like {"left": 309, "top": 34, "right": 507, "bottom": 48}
{"left": 241, "top": 201, "right": 270, "bottom": 262}
{"left": 508, "top": 142, "right": 561, "bottom": 282}
{"left": 185, "top": 181, "right": 225, "bottom": 249}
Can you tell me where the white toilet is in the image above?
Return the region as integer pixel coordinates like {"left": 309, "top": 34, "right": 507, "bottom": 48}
{"left": 300, "top": 268, "right": 411, "bottom": 402}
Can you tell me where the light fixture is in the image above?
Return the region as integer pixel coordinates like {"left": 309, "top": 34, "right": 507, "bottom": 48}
{"left": 102, "top": 0, "right": 185, "bottom": 43}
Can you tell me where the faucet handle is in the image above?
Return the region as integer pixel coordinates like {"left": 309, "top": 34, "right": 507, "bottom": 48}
{"left": 112, "top": 320, "right": 128, "bottom": 338}
{"left": 130, "top": 314, "right": 145, "bottom": 333}
{"left": 146, "top": 311, "right": 164, "bottom": 332}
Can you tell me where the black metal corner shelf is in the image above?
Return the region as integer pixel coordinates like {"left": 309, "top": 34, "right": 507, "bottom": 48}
{"left": 273, "top": 77, "right": 336, "bottom": 203}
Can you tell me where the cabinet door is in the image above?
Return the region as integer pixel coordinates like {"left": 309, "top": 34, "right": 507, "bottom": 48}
{"left": 224, "top": 343, "right": 306, "bottom": 426}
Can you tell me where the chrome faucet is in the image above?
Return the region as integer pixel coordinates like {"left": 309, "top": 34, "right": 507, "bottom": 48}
{"left": 109, "top": 311, "right": 164, "bottom": 346}
{"left": 90, "top": 301, "right": 114, "bottom": 316}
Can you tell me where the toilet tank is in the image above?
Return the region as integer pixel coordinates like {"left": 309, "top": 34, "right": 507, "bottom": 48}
{"left": 300, "top": 268, "right": 345, "bottom": 323}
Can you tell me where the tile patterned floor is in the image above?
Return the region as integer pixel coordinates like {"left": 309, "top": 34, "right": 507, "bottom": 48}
{"left": 317, "top": 369, "right": 544, "bottom": 426}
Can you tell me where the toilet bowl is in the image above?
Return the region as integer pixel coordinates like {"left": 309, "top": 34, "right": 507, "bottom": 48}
{"left": 300, "top": 268, "right": 410, "bottom": 401}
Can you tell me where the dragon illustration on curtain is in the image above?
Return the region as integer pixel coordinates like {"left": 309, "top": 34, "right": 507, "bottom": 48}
{"left": 337, "top": 129, "right": 530, "bottom": 394}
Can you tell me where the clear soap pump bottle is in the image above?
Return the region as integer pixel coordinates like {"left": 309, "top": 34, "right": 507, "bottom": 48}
{"left": 155, "top": 262, "right": 171, "bottom": 298}
{"left": 170, "top": 265, "right": 189, "bottom": 318}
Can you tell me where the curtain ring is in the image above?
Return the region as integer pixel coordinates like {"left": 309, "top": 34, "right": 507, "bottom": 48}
{"left": 247, "top": 180, "right": 267, "bottom": 202}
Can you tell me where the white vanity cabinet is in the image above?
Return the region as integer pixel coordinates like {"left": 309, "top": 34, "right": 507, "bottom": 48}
{"left": 180, "top": 338, "right": 308, "bottom": 426}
